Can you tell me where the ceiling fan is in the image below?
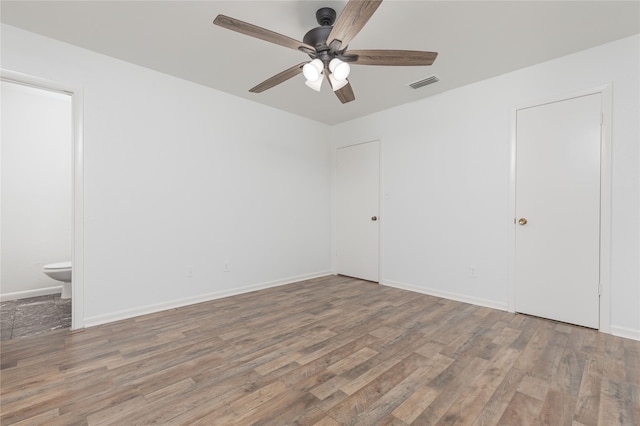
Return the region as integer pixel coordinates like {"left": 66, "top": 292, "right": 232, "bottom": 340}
{"left": 213, "top": 0, "right": 438, "bottom": 104}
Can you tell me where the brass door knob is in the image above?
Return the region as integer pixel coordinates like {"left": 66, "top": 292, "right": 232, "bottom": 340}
{"left": 518, "top": 218, "right": 528, "bottom": 225}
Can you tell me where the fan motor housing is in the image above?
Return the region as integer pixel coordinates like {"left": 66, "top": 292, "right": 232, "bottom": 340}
{"left": 303, "top": 26, "right": 332, "bottom": 50}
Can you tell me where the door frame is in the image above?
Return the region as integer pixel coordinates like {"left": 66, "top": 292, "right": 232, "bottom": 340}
{"left": 507, "top": 84, "right": 612, "bottom": 333}
{"left": 332, "top": 139, "right": 382, "bottom": 282}
{"left": 1, "top": 69, "right": 85, "bottom": 330}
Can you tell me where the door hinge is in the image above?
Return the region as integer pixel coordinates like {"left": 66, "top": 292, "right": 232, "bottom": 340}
{"left": 598, "top": 283, "right": 602, "bottom": 295}
{"left": 601, "top": 112, "right": 604, "bottom": 125}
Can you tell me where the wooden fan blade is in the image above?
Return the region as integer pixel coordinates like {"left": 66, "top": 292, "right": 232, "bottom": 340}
{"left": 214, "top": 15, "right": 314, "bottom": 52}
{"left": 335, "top": 81, "right": 356, "bottom": 104}
{"left": 327, "top": 0, "right": 383, "bottom": 51}
{"left": 249, "top": 63, "right": 306, "bottom": 93}
{"left": 348, "top": 50, "right": 438, "bottom": 66}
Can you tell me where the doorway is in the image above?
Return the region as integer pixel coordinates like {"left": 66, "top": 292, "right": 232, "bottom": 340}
{"left": 508, "top": 86, "right": 612, "bottom": 331}
{"left": 1, "top": 70, "right": 84, "bottom": 330}
{"left": 335, "top": 140, "right": 380, "bottom": 282}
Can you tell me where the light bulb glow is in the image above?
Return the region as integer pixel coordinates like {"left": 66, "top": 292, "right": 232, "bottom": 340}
{"left": 329, "top": 58, "right": 350, "bottom": 81}
{"left": 303, "top": 59, "right": 323, "bottom": 81}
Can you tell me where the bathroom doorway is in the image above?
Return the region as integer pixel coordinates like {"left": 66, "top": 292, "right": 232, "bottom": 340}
{"left": 1, "top": 70, "right": 84, "bottom": 333}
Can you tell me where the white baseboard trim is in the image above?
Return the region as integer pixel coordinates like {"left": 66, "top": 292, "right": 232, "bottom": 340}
{"left": 84, "top": 270, "right": 333, "bottom": 328}
{"left": 0, "top": 286, "right": 63, "bottom": 302}
{"left": 610, "top": 325, "right": 640, "bottom": 341}
{"left": 381, "top": 279, "right": 508, "bottom": 312}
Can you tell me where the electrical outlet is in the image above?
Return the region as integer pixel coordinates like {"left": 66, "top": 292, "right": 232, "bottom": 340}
{"left": 186, "top": 265, "right": 194, "bottom": 278}
{"left": 224, "top": 261, "right": 231, "bottom": 272}
{"left": 469, "top": 266, "right": 478, "bottom": 278}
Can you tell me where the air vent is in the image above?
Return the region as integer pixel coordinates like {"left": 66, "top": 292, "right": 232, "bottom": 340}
{"left": 409, "top": 75, "right": 440, "bottom": 89}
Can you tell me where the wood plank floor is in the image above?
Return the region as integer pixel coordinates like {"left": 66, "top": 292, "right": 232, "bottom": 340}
{"left": 1, "top": 275, "right": 638, "bottom": 425}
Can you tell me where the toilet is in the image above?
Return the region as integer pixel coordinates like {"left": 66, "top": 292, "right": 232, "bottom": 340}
{"left": 43, "top": 261, "right": 72, "bottom": 299}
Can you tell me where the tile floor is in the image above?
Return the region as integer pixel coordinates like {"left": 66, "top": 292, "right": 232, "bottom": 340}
{"left": 0, "top": 294, "right": 71, "bottom": 341}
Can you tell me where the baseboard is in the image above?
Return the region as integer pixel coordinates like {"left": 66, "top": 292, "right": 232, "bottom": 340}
{"left": 381, "top": 279, "right": 508, "bottom": 312}
{"left": 610, "top": 325, "right": 640, "bottom": 341}
{"left": 0, "top": 286, "right": 63, "bottom": 302}
{"left": 84, "top": 270, "right": 333, "bottom": 328}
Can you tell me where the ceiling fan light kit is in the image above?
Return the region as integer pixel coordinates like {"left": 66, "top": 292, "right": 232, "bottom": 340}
{"left": 329, "top": 58, "right": 350, "bottom": 81}
{"left": 302, "top": 59, "right": 323, "bottom": 81}
{"left": 305, "top": 75, "right": 324, "bottom": 92}
{"left": 213, "top": 0, "right": 437, "bottom": 104}
{"left": 328, "top": 74, "right": 349, "bottom": 91}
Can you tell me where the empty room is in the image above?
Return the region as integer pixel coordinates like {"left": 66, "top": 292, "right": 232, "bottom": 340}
{"left": 1, "top": 1, "right": 638, "bottom": 425}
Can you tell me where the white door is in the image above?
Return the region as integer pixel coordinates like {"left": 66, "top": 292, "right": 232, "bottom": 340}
{"left": 336, "top": 141, "right": 380, "bottom": 282}
{"left": 515, "top": 93, "right": 601, "bottom": 329}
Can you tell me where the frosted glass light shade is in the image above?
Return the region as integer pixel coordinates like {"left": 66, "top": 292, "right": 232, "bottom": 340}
{"left": 303, "top": 59, "right": 323, "bottom": 81}
{"left": 305, "top": 74, "right": 324, "bottom": 91}
{"left": 329, "top": 58, "right": 350, "bottom": 81}
{"left": 329, "top": 74, "right": 348, "bottom": 91}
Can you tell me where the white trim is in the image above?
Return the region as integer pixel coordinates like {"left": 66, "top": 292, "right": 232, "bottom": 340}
{"left": 330, "top": 143, "right": 337, "bottom": 275}
{"left": 382, "top": 279, "right": 508, "bottom": 312}
{"left": 377, "top": 139, "right": 384, "bottom": 284}
{"left": 1, "top": 69, "right": 85, "bottom": 330}
{"left": 84, "top": 270, "right": 333, "bottom": 327}
{"left": 610, "top": 325, "right": 640, "bottom": 342}
{"left": 507, "top": 100, "right": 518, "bottom": 314}
{"left": 0, "top": 286, "right": 63, "bottom": 302}
{"left": 71, "top": 86, "right": 85, "bottom": 331}
{"left": 599, "top": 85, "right": 612, "bottom": 334}
{"left": 507, "top": 84, "right": 613, "bottom": 334}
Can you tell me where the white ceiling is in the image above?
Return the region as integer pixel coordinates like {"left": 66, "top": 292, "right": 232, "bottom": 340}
{"left": 2, "top": 1, "right": 639, "bottom": 125}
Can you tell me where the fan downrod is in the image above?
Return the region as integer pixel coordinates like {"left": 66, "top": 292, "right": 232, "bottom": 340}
{"left": 303, "top": 8, "right": 337, "bottom": 52}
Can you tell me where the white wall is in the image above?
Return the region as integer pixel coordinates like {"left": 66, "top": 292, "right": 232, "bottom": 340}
{"left": 332, "top": 35, "right": 640, "bottom": 339}
{"left": 3, "top": 23, "right": 637, "bottom": 338}
{"left": 1, "top": 81, "right": 72, "bottom": 298}
{"left": 1, "top": 24, "right": 333, "bottom": 326}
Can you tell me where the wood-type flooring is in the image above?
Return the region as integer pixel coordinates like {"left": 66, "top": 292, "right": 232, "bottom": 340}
{"left": 1, "top": 275, "right": 638, "bottom": 425}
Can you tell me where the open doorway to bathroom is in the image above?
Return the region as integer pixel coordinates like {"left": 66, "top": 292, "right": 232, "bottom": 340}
{"left": 1, "top": 79, "right": 74, "bottom": 340}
